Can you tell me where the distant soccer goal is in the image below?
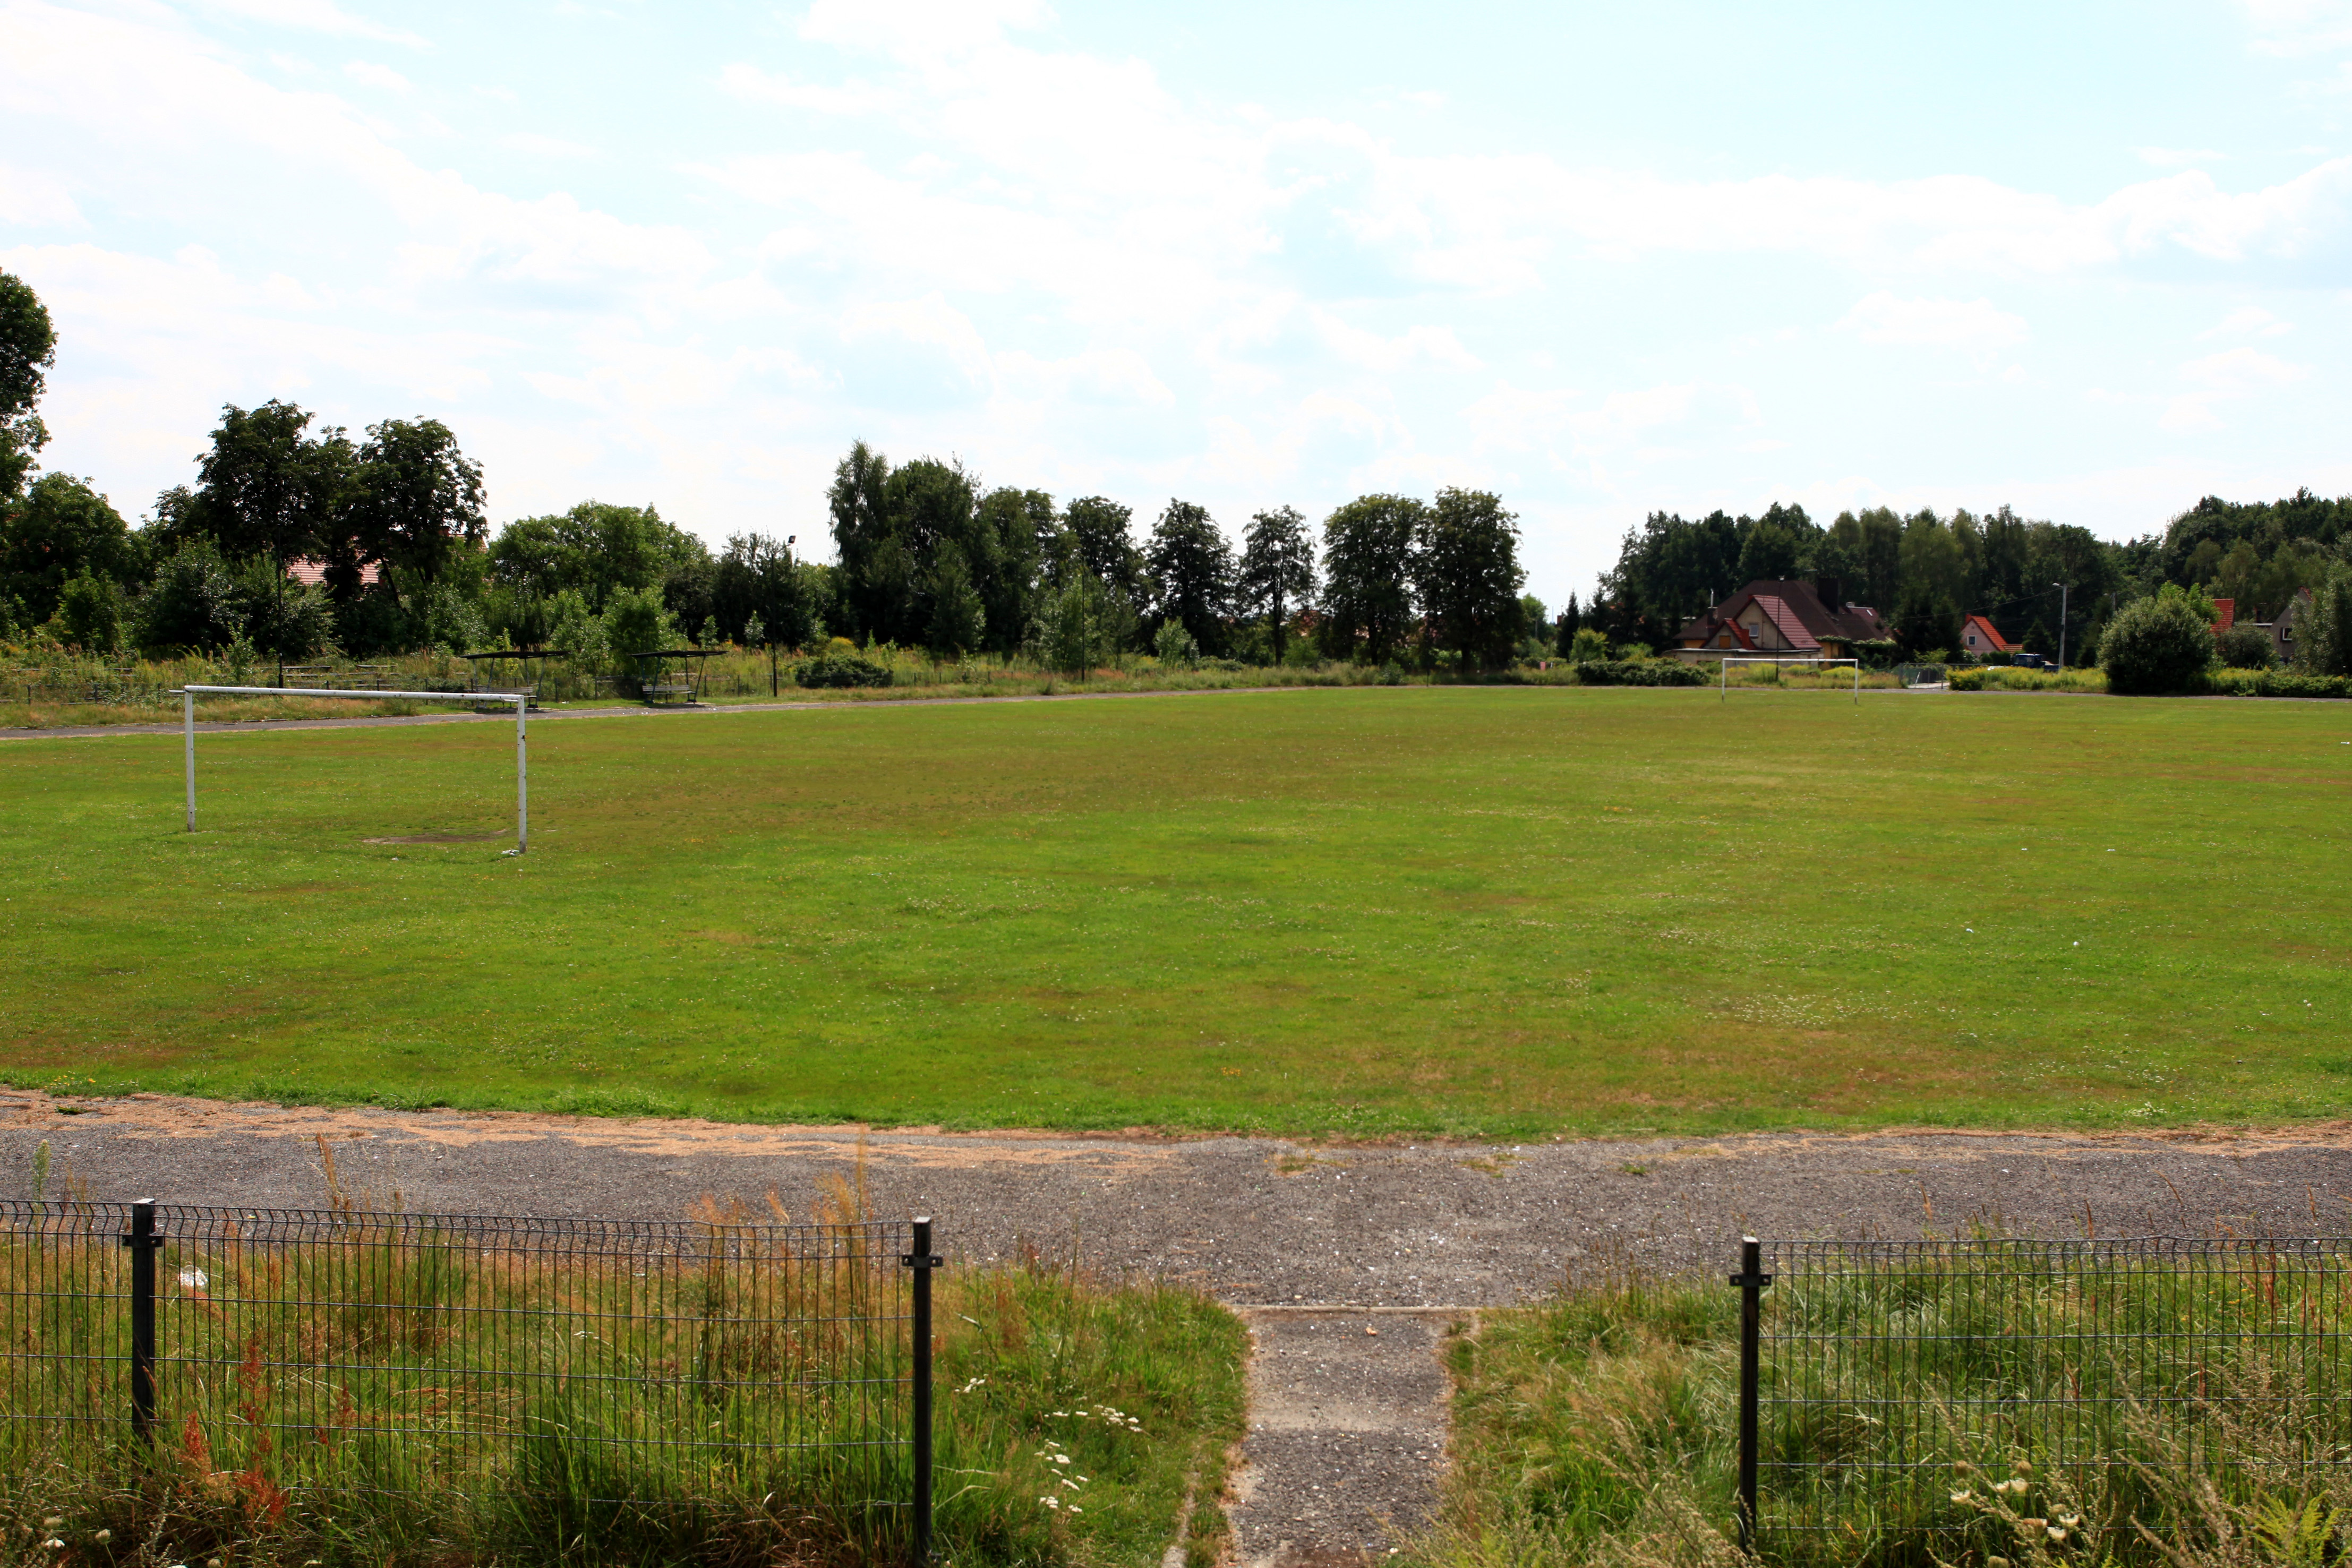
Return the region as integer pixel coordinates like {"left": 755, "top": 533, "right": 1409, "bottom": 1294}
{"left": 176, "top": 685, "right": 530, "bottom": 852}
{"left": 1716, "top": 656, "right": 1860, "bottom": 706}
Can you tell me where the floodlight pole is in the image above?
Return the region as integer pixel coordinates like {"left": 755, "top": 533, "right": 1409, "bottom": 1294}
{"left": 2051, "top": 582, "right": 2069, "bottom": 672}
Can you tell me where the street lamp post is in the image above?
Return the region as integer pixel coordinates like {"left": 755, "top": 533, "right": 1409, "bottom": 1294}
{"left": 2050, "top": 581, "right": 2070, "bottom": 672}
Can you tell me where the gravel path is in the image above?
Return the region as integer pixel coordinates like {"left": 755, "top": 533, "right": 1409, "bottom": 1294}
{"left": 11, "top": 1092, "right": 2350, "bottom": 1565}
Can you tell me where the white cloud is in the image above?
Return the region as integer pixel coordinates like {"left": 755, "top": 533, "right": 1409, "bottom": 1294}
{"left": 198, "top": 0, "right": 426, "bottom": 48}
{"left": 499, "top": 132, "right": 595, "bottom": 159}
{"left": 2161, "top": 346, "right": 2310, "bottom": 431}
{"left": 1835, "top": 292, "right": 2029, "bottom": 357}
{"left": 2202, "top": 304, "right": 2294, "bottom": 337}
{"left": 719, "top": 63, "right": 899, "bottom": 116}
{"left": 2240, "top": 0, "right": 2352, "bottom": 55}
{"left": 0, "top": 162, "right": 82, "bottom": 226}
{"left": 342, "top": 60, "right": 410, "bottom": 92}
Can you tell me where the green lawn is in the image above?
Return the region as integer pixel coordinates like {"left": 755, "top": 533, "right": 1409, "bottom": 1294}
{"left": 3, "top": 687, "right": 2348, "bottom": 1137}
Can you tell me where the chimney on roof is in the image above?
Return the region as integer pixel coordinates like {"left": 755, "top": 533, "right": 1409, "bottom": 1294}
{"left": 1814, "top": 575, "right": 1841, "bottom": 612}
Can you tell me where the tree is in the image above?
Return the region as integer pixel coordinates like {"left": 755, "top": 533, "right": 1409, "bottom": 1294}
{"left": 883, "top": 457, "right": 982, "bottom": 649}
{"left": 2102, "top": 586, "right": 2219, "bottom": 694}
{"left": 1320, "top": 495, "right": 1422, "bottom": 663}
{"left": 184, "top": 400, "right": 353, "bottom": 675}
{"left": 1042, "top": 574, "right": 1104, "bottom": 677}
{"left": 187, "top": 400, "right": 350, "bottom": 568}
{"left": 603, "top": 585, "right": 673, "bottom": 673}
{"left": 487, "top": 501, "right": 696, "bottom": 614}
{"left": 826, "top": 440, "right": 894, "bottom": 641}
{"left": 0, "top": 269, "right": 56, "bottom": 501}
{"left": 1553, "top": 592, "right": 1582, "bottom": 650}
{"left": 925, "top": 541, "right": 987, "bottom": 657}
{"left": 712, "top": 533, "right": 816, "bottom": 648}
{"left": 1065, "top": 496, "right": 1148, "bottom": 601}
{"left": 1238, "top": 505, "right": 1315, "bottom": 664}
{"left": 1595, "top": 509, "right": 1742, "bottom": 648}
{"left": 1829, "top": 507, "right": 1905, "bottom": 611}
{"left": 2293, "top": 563, "right": 2352, "bottom": 678}
{"left": 1735, "top": 502, "right": 1816, "bottom": 582}
{"left": 55, "top": 572, "right": 121, "bottom": 654}
{"left": 975, "top": 487, "right": 1051, "bottom": 656}
{"left": 1145, "top": 499, "right": 1234, "bottom": 654}
{"left": 346, "top": 417, "right": 486, "bottom": 586}
{"left": 132, "top": 539, "right": 244, "bottom": 653}
{"left": 1, "top": 473, "right": 131, "bottom": 624}
{"left": 1416, "top": 487, "right": 1525, "bottom": 669}
{"left": 2216, "top": 621, "right": 2276, "bottom": 669}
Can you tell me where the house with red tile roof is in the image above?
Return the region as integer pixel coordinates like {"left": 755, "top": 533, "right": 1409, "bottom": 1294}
{"left": 1960, "top": 614, "right": 2014, "bottom": 657}
{"left": 1672, "top": 578, "right": 1890, "bottom": 663}
{"left": 285, "top": 558, "right": 381, "bottom": 589}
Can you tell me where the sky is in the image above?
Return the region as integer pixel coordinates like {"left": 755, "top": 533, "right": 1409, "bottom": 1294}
{"left": 4, "top": 0, "right": 2351, "bottom": 606}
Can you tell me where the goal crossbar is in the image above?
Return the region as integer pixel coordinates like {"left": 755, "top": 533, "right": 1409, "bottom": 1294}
{"left": 176, "top": 684, "right": 528, "bottom": 852}
{"left": 1716, "top": 656, "right": 1860, "bottom": 706}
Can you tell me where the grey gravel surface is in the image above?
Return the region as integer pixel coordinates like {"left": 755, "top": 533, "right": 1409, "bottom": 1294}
{"left": 11, "top": 1092, "right": 2352, "bottom": 1565}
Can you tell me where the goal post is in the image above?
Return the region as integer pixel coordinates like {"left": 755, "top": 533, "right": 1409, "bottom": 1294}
{"left": 177, "top": 685, "right": 529, "bottom": 852}
{"left": 1716, "top": 656, "right": 1861, "bottom": 706}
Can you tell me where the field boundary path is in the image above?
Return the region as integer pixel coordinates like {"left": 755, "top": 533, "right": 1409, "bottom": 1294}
{"left": 7, "top": 1091, "right": 2351, "bottom": 1564}
{"left": 0, "top": 683, "right": 1332, "bottom": 741}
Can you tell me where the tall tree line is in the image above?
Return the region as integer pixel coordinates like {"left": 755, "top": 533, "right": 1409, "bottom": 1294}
{"left": 824, "top": 442, "right": 1532, "bottom": 669}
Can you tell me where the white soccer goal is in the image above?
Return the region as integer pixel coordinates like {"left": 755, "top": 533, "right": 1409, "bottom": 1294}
{"left": 177, "top": 685, "right": 529, "bottom": 852}
{"left": 1717, "top": 656, "right": 1861, "bottom": 706}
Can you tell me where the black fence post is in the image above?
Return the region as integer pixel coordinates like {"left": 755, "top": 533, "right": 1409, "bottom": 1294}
{"left": 904, "top": 1216, "right": 940, "bottom": 1566}
{"left": 1730, "top": 1235, "right": 1773, "bottom": 1554}
{"left": 123, "top": 1198, "right": 159, "bottom": 1445}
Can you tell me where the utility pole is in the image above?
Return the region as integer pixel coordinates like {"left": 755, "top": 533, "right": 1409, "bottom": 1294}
{"left": 2050, "top": 581, "right": 2069, "bottom": 672}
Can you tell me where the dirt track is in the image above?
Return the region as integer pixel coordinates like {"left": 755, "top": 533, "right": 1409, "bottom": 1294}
{"left": 13, "top": 1092, "right": 2351, "bottom": 1565}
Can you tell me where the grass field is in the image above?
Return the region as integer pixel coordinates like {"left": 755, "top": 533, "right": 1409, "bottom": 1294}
{"left": 3, "top": 686, "right": 2348, "bottom": 1137}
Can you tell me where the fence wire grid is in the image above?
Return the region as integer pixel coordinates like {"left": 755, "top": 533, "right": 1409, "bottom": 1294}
{"left": 0, "top": 1199, "right": 917, "bottom": 1529}
{"left": 1754, "top": 1236, "right": 2352, "bottom": 1540}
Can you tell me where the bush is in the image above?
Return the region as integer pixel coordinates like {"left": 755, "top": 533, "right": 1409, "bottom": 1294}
{"left": 1571, "top": 659, "right": 1708, "bottom": 687}
{"left": 1567, "top": 627, "right": 1609, "bottom": 664}
{"left": 1154, "top": 621, "right": 1199, "bottom": 667}
{"left": 794, "top": 653, "right": 892, "bottom": 689}
{"left": 2216, "top": 621, "right": 2275, "bottom": 669}
{"left": 2101, "top": 591, "right": 2218, "bottom": 695}
{"left": 55, "top": 572, "right": 121, "bottom": 655}
{"left": 2295, "top": 567, "right": 2352, "bottom": 677}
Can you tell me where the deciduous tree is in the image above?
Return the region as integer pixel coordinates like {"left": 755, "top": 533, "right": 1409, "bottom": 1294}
{"left": 1319, "top": 494, "right": 1422, "bottom": 663}
{"left": 1416, "top": 487, "right": 1525, "bottom": 669}
{"left": 1239, "top": 504, "right": 1315, "bottom": 664}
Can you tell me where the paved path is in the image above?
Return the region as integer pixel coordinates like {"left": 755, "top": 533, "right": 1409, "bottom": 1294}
{"left": 11, "top": 1092, "right": 2350, "bottom": 1564}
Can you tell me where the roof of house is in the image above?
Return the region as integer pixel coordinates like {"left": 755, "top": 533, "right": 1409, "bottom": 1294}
{"left": 1961, "top": 614, "right": 2015, "bottom": 653}
{"left": 286, "top": 558, "right": 381, "bottom": 588}
{"left": 1677, "top": 580, "right": 1891, "bottom": 648}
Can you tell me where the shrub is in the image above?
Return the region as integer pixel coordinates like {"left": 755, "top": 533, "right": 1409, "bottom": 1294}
{"left": 2294, "top": 567, "right": 2352, "bottom": 678}
{"left": 1567, "top": 627, "right": 1610, "bottom": 664}
{"left": 55, "top": 572, "right": 121, "bottom": 655}
{"left": 2101, "top": 591, "right": 2217, "bottom": 695}
{"left": 1154, "top": 621, "right": 1199, "bottom": 667}
{"left": 794, "top": 653, "right": 892, "bottom": 689}
{"left": 2251, "top": 669, "right": 2352, "bottom": 700}
{"left": 2215, "top": 621, "right": 2275, "bottom": 669}
{"left": 1572, "top": 659, "right": 1708, "bottom": 687}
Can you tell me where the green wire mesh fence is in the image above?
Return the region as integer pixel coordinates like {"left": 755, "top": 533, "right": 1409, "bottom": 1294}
{"left": 1744, "top": 1236, "right": 2352, "bottom": 1554}
{"left": 0, "top": 1199, "right": 925, "bottom": 1558}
